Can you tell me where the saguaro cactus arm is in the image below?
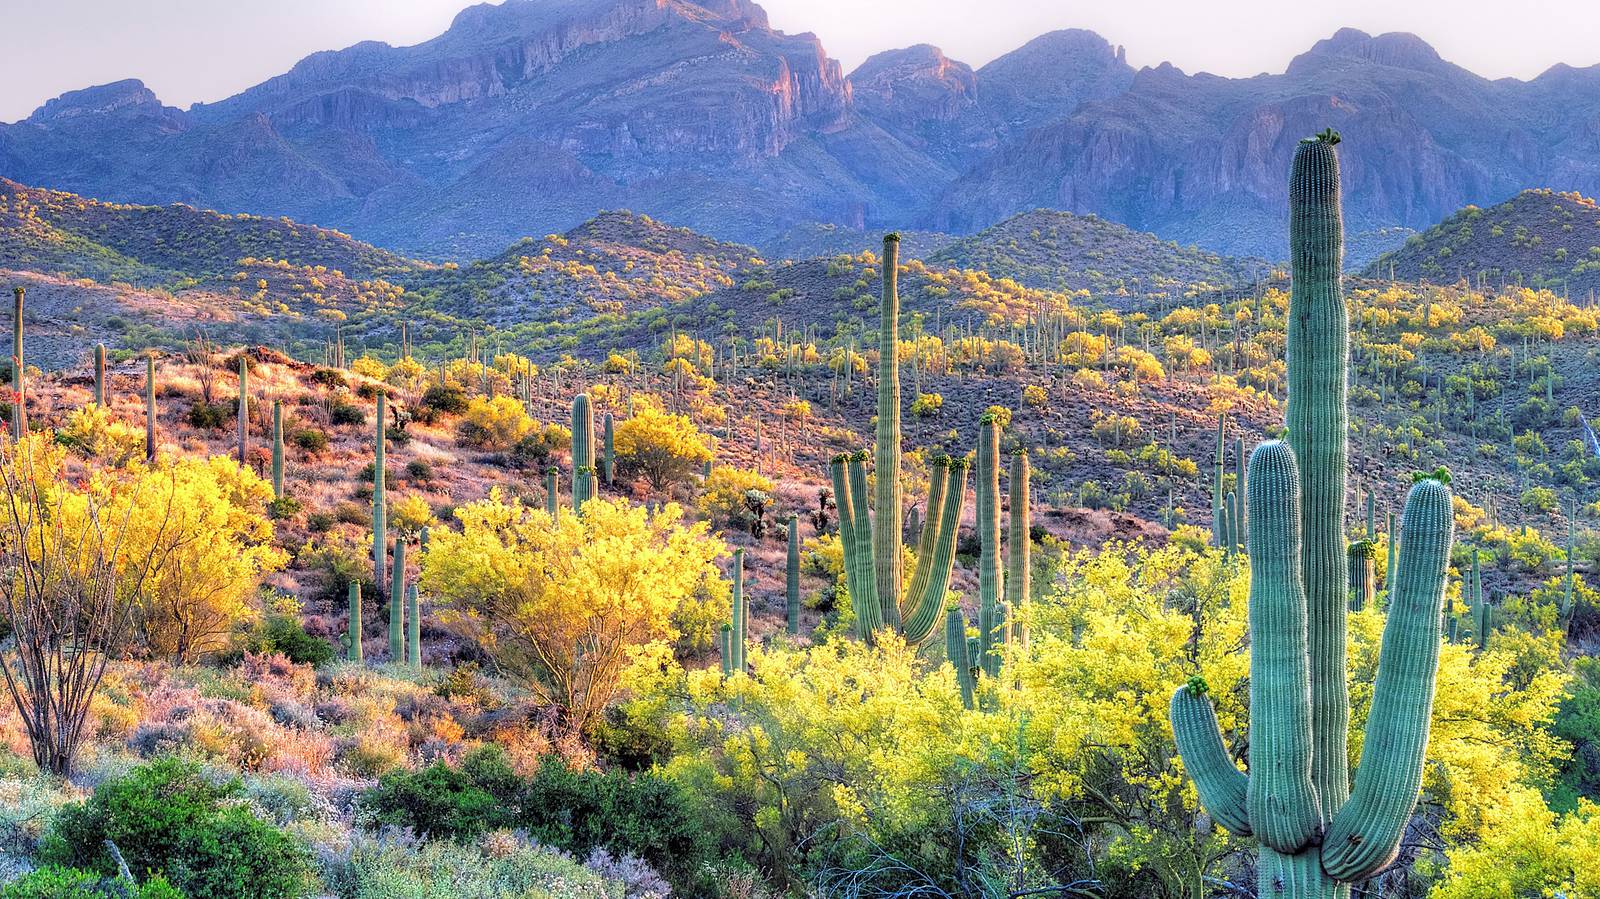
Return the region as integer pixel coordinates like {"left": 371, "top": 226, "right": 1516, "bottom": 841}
{"left": 1169, "top": 678, "right": 1251, "bottom": 837}
{"left": 1321, "top": 477, "right": 1454, "bottom": 881}
{"left": 1244, "top": 441, "right": 1322, "bottom": 852}
{"left": 900, "top": 458, "right": 968, "bottom": 645}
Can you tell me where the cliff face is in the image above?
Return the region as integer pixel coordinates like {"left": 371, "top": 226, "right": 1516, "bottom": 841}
{"left": 5, "top": 4, "right": 1600, "bottom": 261}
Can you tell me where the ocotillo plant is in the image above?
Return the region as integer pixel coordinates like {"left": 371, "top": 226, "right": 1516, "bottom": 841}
{"left": 828, "top": 233, "right": 969, "bottom": 647}
{"left": 572, "top": 393, "right": 595, "bottom": 510}
{"left": 271, "top": 399, "right": 285, "bottom": 499}
{"left": 1006, "top": 451, "right": 1031, "bottom": 647}
{"left": 144, "top": 355, "right": 157, "bottom": 461}
{"left": 786, "top": 515, "right": 801, "bottom": 635}
{"left": 373, "top": 392, "right": 387, "bottom": 599}
{"left": 602, "top": 412, "right": 615, "bottom": 486}
{"left": 347, "top": 583, "right": 363, "bottom": 664}
{"left": 389, "top": 536, "right": 406, "bottom": 661}
{"left": 1169, "top": 133, "right": 1456, "bottom": 898}
{"left": 236, "top": 355, "right": 249, "bottom": 466}
{"left": 977, "top": 411, "right": 1005, "bottom": 677}
{"left": 93, "top": 344, "right": 106, "bottom": 406}
{"left": 10, "top": 287, "right": 22, "bottom": 441}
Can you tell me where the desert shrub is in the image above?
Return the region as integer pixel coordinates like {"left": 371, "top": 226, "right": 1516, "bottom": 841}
{"left": 0, "top": 865, "right": 181, "bottom": 899}
{"left": 612, "top": 396, "right": 713, "bottom": 493}
{"left": 308, "top": 369, "right": 346, "bottom": 389}
{"left": 323, "top": 830, "right": 616, "bottom": 899}
{"left": 510, "top": 423, "right": 572, "bottom": 468}
{"left": 329, "top": 402, "right": 365, "bottom": 427}
{"left": 186, "top": 400, "right": 231, "bottom": 430}
{"left": 358, "top": 745, "right": 520, "bottom": 839}
{"left": 701, "top": 465, "right": 774, "bottom": 526}
{"left": 54, "top": 405, "right": 144, "bottom": 467}
{"left": 405, "top": 459, "right": 433, "bottom": 481}
{"left": 456, "top": 396, "right": 534, "bottom": 451}
{"left": 40, "top": 758, "right": 313, "bottom": 899}
{"left": 245, "top": 611, "right": 335, "bottom": 667}
{"left": 290, "top": 429, "right": 327, "bottom": 453}
{"left": 910, "top": 393, "right": 943, "bottom": 417}
{"left": 421, "top": 382, "right": 469, "bottom": 416}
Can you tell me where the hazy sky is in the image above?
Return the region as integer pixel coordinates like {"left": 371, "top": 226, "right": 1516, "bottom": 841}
{"left": 3, "top": 0, "right": 1599, "bottom": 123}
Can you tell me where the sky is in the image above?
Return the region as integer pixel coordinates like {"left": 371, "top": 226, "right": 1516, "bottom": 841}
{"left": 3, "top": 0, "right": 1599, "bottom": 123}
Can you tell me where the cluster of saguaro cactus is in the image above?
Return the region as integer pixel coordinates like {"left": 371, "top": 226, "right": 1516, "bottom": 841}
{"left": 1170, "top": 133, "right": 1456, "bottom": 897}
{"left": 572, "top": 393, "right": 595, "bottom": 511}
{"left": 829, "top": 234, "right": 969, "bottom": 647}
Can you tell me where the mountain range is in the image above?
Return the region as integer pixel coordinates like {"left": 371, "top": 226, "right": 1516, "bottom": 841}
{"left": 4, "top": 0, "right": 1600, "bottom": 262}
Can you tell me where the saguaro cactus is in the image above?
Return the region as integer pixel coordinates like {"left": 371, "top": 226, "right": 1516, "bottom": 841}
{"left": 93, "top": 344, "right": 106, "bottom": 407}
{"left": 572, "top": 393, "right": 595, "bottom": 510}
{"left": 602, "top": 412, "right": 615, "bottom": 486}
{"left": 271, "top": 399, "right": 285, "bottom": 499}
{"left": 977, "top": 412, "right": 1005, "bottom": 677}
{"left": 389, "top": 536, "right": 406, "bottom": 661}
{"left": 347, "top": 583, "right": 363, "bottom": 664}
{"left": 786, "top": 514, "right": 801, "bottom": 635}
{"left": 945, "top": 606, "right": 975, "bottom": 709}
{"left": 145, "top": 355, "right": 157, "bottom": 461}
{"left": 828, "top": 233, "right": 969, "bottom": 647}
{"left": 1348, "top": 540, "right": 1375, "bottom": 611}
{"left": 373, "top": 392, "right": 387, "bottom": 600}
{"left": 729, "top": 548, "right": 746, "bottom": 673}
{"left": 406, "top": 584, "right": 421, "bottom": 668}
{"left": 1006, "top": 451, "right": 1031, "bottom": 647}
{"left": 10, "top": 287, "right": 22, "bottom": 441}
{"left": 1169, "top": 133, "right": 1457, "bottom": 897}
{"left": 237, "top": 355, "right": 249, "bottom": 466}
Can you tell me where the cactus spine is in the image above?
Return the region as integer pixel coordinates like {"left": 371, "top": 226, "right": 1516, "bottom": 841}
{"left": 93, "top": 344, "right": 106, "bottom": 406}
{"left": 1170, "top": 133, "right": 1456, "bottom": 898}
{"left": 347, "top": 583, "right": 363, "bottom": 664}
{"left": 828, "top": 235, "right": 969, "bottom": 648}
{"left": 786, "top": 515, "right": 801, "bottom": 635}
{"left": 602, "top": 412, "right": 615, "bottom": 486}
{"left": 572, "top": 393, "right": 595, "bottom": 511}
{"left": 145, "top": 355, "right": 157, "bottom": 461}
{"left": 237, "top": 355, "right": 249, "bottom": 466}
{"left": 10, "top": 287, "right": 22, "bottom": 441}
{"left": 373, "top": 391, "right": 387, "bottom": 600}
{"left": 1005, "top": 451, "right": 1030, "bottom": 647}
{"left": 271, "top": 399, "right": 285, "bottom": 499}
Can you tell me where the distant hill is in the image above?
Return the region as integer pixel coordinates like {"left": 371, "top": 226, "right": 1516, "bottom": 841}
{"left": 6, "top": 0, "right": 1600, "bottom": 259}
{"left": 1364, "top": 190, "right": 1600, "bottom": 296}
{"left": 763, "top": 224, "right": 954, "bottom": 262}
{"left": 927, "top": 209, "right": 1268, "bottom": 302}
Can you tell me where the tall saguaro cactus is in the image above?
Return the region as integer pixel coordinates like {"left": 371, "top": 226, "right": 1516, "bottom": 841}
{"left": 93, "top": 344, "right": 106, "bottom": 406}
{"left": 728, "top": 549, "right": 746, "bottom": 673}
{"left": 602, "top": 412, "right": 615, "bottom": 486}
{"left": 145, "top": 355, "right": 157, "bottom": 461}
{"left": 373, "top": 392, "right": 388, "bottom": 600}
{"left": 236, "top": 355, "right": 249, "bottom": 466}
{"left": 786, "top": 515, "right": 801, "bottom": 635}
{"left": 1170, "top": 132, "right": 1457, "bottom": 898}
{"left": 389, "top": 536, "right": 406, "bottom": 662}
{"left": 572, "top": 393, "right": 595, "bottom": 511}
{"left": 829, "top": 233, "right": 969, "bottom": 647}
{"left": 977, "top": 412, "right": 1005, "bottom": 677}
{"left": 1005, "top": 451, "right": 1031, "bottom": 647}
{"left": 11, "top": 287, "right": 23, "bottom": 441}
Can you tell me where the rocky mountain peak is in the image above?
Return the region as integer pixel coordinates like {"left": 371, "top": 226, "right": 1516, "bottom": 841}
{"left": 850, "top": 44, "right": 978, "bottom": 122}
{"left": 28, "top": 79, "right": 176, "bottom": 123}
{"left": 1287, "top": 28, "right": 1447, "bottom": 75}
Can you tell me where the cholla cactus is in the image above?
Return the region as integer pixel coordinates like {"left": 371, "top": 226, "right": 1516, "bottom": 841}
{"left": 1170, "top": 133, "right": 1455, "bottom": 897}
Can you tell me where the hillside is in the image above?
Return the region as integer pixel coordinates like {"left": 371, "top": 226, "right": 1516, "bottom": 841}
{"left": 1365, "top": 189, "right": 1600, "bottom": 295}
{"left": 5, "top": 4, "right": 1600, "bottom": 258}
{"left": 927, "top": 209, "right": 1268, "bottom": 301}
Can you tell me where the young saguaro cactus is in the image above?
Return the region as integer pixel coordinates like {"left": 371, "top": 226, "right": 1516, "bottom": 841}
{"left": 145, "top": 355, "right": 157, "bottom": 461}
{"left": 728, "top": 548, "right": 746, "bottom": 673}
{"left": 93, "top": 344, "right": 106, "bottom": 407}
{"left": 786, "top": 514, "right": 801, "bottom": 635}
{"left": 602, "top": 412, "right": 616, "bottom": 486}
{"left": 1169, "top": 133, "right": 1457, "bottom": 897}
{"left": 10, "top": 287, "right": 23, "bottom": 441}
{"left": 347, "top": 583, "right": 363, "bottom": 664}
{"left": 389, "top": 535, "right": 406, "bottom": 661}
{"left": 373, "top": 391, "right": 388, "bottom": 600}
{"left": 1005, "top": 451, "right": 1031, "bottom": 647}
{"left": 271, "top": 399, "right": 285, "bottom": 499}
{"left": 828, "top": 233, "right": 970, "bottom": 647}
{"left": 237, "top": 355, "right": 249, "bottom": 466}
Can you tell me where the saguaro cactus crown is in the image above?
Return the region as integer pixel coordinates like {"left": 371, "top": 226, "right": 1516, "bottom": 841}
{"left": 1169, "top": 132, "right": 1456, "bottom": 896}
{"left": 830, "top": 234, "right": 969, "bottom": 647}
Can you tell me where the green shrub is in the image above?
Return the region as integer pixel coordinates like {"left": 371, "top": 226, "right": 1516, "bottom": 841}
{"left": 290, "top": 429, "right": 328, "bottom": 453}
{"left": 329, "top": 403, "right": 365, "bottom": 427}
{"left": 40, "top": 758, "right": 312, "bottom": 899}
{"left": 185, "top": 401, "right": 231, "bottom": 430}
{"left": 246, "top": 613, "right": 334, "bottom": 667}
{"left": 358, "top": 746, "right": 520, "bottom": 839}
{"left": 326, "top": 832, "right": 616, "bottom": 899}
{"left": 0, "top": 865, "right": 182, "bottom": 899}
{"left": 421, "top": 383, "right": 469, "bottom": 416}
